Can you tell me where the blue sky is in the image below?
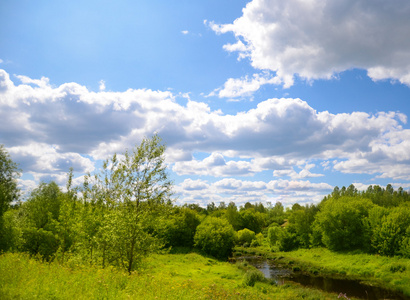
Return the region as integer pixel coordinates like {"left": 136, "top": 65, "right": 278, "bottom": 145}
{"left": 1, "top": 0, "right": 410, "bottom": 207}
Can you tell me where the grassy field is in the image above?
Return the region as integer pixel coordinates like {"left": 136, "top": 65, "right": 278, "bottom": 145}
{"left": 0, "top": 252, "right": 339, "bottom": 300}
{"left": 237, "top": 246, "right": 410, "bottom": 297}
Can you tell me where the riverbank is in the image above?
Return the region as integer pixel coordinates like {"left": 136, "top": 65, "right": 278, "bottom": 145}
{"left": 235, "top": 246, "right": 410, "bottom": 297}
{"left": 0, "top": 252, "right": 338, "bottom": 299}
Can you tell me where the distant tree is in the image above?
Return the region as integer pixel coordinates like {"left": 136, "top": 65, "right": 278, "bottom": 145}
{"left": 268, "top": 202, "right": 285, "bottom": 225}
{"left": 155, "top": 207, "right": 200, "bottom": 248}
{"left": 207, "top": 202, "right": 216, "bottom": 213}
{"left": 239, "top": 209, "right": 265, "bottom": 233}
{"left": 225, "top": 202, "right": 242, "bottom": 230}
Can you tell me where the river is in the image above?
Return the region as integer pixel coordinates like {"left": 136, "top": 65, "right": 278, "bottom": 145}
{"left": 236, "top": 256, "right": 409, "bottom": 300}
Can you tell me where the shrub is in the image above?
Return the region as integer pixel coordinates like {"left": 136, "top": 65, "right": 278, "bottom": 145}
{"left": 194, "top": 217, "right": 235, "bottom": 259}
{"left": 251, "top": 233, "right": 264, "bottom": 247}
{"left": 237, "top": 228, "right": 256, "bottom": 246}
{"left": 267, "top": 225, "right": 281, "bottom": 248}
{"left": 243, "top": 269, "right": 265, "bottom": 286}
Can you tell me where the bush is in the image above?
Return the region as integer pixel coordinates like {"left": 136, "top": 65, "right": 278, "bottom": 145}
{"left": 268, "top": 225, "right": 281, "bottom": 248}
{"left": 237, "top": 228, "right": 256, "bottom": 246}
{"left": 243, "top": 269, "right": 265, "bottom": 286}
{"left": 251, "top": 233, "right": 264, "bottom": 247}
{"left": 194, "top": 217, "right": 235, "bottom": 260}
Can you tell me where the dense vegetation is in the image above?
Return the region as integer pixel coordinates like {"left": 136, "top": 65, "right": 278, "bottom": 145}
{"left": 1, "top": 137, "right": 410, "bottom": 298}
{"left": 0, "top": 252, "right": 339, "bottom": 300}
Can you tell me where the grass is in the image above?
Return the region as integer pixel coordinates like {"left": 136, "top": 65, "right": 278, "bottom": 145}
{"left": 0, "top": 252, "right": 338, "bottom": 299}
{"left": 237, "top": 246, "right": 410, "bottom": 297}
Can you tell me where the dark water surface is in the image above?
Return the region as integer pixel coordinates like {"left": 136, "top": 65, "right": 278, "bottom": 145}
{"left": 237, "top": 256, "right": 409, "bottom": 300}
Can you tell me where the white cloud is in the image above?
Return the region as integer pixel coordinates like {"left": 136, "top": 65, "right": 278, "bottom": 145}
{"left": 174, "top": 177, "right": 332, "bottom": 207}
{"left": 273, "top": 163, "right": 323, "bottom": 179}
{"left": 181, "top": 30, "right": 189, "bottom": 35}
{"left": 1, "top": 69, "right": 410, "bottom": 202}
{"left": 210, "top": 73, "right": 282, "bottom": 99}
{"left": 99, "top": 80, "right": 106, "bottom": 91}
{"left": 8, "top": 143, "right": 95, "bottom": 181}
{"left": 173, "top": 153, "right": 259, "bottom": 177}
{"left": 210, "top": 0, "right": 410, "bottom": 87}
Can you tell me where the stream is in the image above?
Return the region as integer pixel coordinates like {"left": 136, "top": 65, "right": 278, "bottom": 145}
{"left": 236, "top": 256, "right": 410, "bottom": 300}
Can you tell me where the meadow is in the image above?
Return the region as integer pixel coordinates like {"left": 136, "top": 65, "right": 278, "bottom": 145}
{"left": 0, "top": 252, "right": 338, "bottom": 300}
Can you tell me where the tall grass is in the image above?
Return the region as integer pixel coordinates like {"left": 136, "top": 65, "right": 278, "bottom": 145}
{"left": 0, "top": 252, "right": 336, "bottom": 299}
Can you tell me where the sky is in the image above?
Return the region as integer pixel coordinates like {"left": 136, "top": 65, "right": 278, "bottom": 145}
{"left": 1, "top": 0, "right": 410, "bottom": 207}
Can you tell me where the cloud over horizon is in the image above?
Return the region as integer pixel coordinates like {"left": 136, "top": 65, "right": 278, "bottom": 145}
{"left": 1, "top": 68, "right": 410, "bottom": 205}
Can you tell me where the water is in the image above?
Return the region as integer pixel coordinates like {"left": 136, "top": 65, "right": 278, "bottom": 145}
{"left": 236, "top": 256, "right": 409, "bottom": 300}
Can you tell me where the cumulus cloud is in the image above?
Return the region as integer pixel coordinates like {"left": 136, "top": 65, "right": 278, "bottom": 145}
{"left": 209, "top": 0, "right": 410, "bottom": 87}
{"left": 174, "top": 177, "right": 332, "bottom": 207}
{"left": 173, "top": 153, "right": 259, "bottom": 177}
{"left": 1, "top": 69, "right": 410, "bottom": 204}
{"left": 210, "top": 73, "right": 281, "bottom": 99}
{"left": 273, "top": 163, "right": 323, "bottom": 179}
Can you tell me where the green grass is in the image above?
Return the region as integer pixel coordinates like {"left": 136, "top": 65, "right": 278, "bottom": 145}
{"left": 0, "top": 252, "right": 338, "bottom": 299}
{"left": 238, "top": 246, "right": 410, "bottom": 297}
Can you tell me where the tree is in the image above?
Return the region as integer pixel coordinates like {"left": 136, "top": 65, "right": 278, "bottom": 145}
{"left": 0, "top": 145, "right": 21, "bottom": 251}
{"left": 225, "top": 202, "right": 242, "bottom": 230}
{"left": 268, "top": 202, "right": 285, "bottom": 226}
{"left": 372, "top": 207, "right": 410, "bottom": 256}
{"left": 155, "top": 207, "right": 200, "bottom": 248}
{"left": 0, "top": 145, "right": 20, "bottom": 215}
{"left": 287, "top": 204, "right": 319, "bottom": 248}
{"left": 239, "top": 209, "right": 265, "bottom": 233}
{"left": 90, "top": 135, "right": 173, "bottom": 273}
{"left": 18, "top": 182, "right": 63, "bottom": 260}
{"left": 194, "top": 217, "right": 235, "bottom": 259}
{"left": 312, "top": 197, "right": 373, "bottom": 251}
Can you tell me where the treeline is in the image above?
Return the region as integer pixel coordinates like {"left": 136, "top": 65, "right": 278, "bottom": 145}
{"left": 268, "top": 184, "right": 410, "bottom": 256}
{"left": 1, "top": 139, "right": 410, "bottom": 273}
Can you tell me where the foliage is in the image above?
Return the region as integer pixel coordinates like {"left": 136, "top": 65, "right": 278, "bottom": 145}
{"left": 194, "top": 217, "right": 236, "bottom": 259}
{"left": 18, "top": 182, "right": 63, "bottom": 260}
{"left": 239, "top": 209, "right": 266, "bottom": 233}
{"left": 79, "top": 134, "right": 173, "bottom": 272}
{"left": 0, "top": 145, "right": 20, "bottom": 215}
{"left": 155, "top": 207, "right": 200, "bottom": 248}
{"left": 371, "top": 206, "right": 410, "bottom": 256}
{"left": 251, "top": 233, "right": 264, "bottom": 247}
{"left": 267, "top": 225, "right": 282, "bottom": 249}
{"left": 312, "top": 197, "right": 373, "bottom": 251}
{"left": 0, "top": 145, "right": 20, "bottom": 251}
{"left": 287, "top": 204, "right": 318, "bottom": 248}
{"left": 237, "top": 228, "right": 256, "bottom": 246}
